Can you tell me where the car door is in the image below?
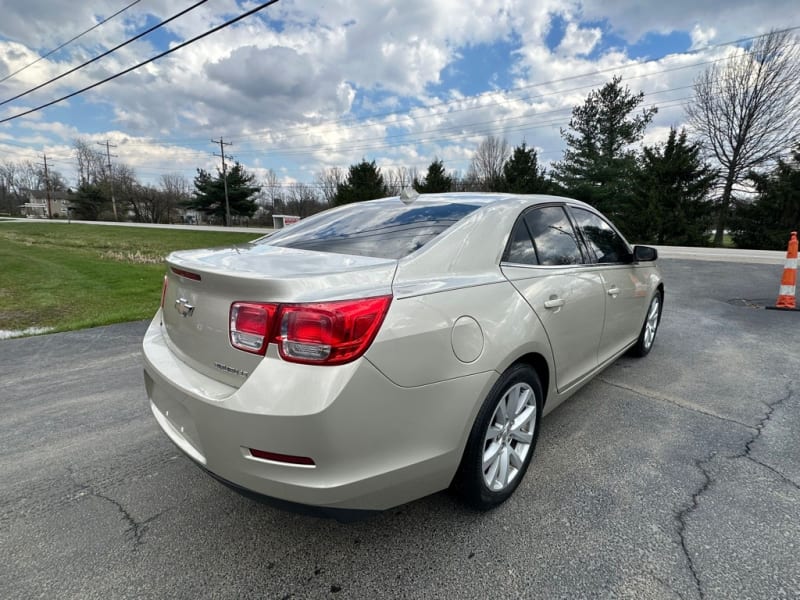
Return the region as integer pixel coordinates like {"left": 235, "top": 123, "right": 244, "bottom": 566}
{"left": 568, "top": 206, "right": 649, "bottom": 363}
{"left": 501, "top": 204, "right": 606, "bottom": 392}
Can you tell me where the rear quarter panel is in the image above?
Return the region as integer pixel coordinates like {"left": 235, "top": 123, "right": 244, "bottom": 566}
{"left": 365, "top": 280, "right": 554, "bottom": 391}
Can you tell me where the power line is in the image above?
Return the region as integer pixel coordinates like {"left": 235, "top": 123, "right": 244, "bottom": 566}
{"left": 0, "top": 0, "right": 209, "bottom": 108}
{"left": 0, "top": 95, "right": 700, "bottom": 177}
{"left": 0, "top": 89, "right": 736, "bottom": 175}
{"left": 116, "top": 26, "right": 800, "bottom": 148}
{"left": 217, "top": 93, "right": 691, "bottom": 160}
{"left": 0, "top": 0, "right": 142, "bottom": 85}
{"left": 3, "top": 24, "right": 797, "bottom": 176}
{"left": 11, "top": 27, "right": 784, "bottom": 160}
{"left": 0, "top": 0, "right": 281, "bottom": 124}
{"left": 162, "top": 35, "right": 795, "bottom": 161}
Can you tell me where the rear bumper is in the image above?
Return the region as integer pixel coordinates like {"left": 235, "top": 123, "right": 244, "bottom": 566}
{"left": 197, "top": 459, "right": 379, "bottom": 522}
{"left": 142, "top": 313, "right": 496, "bottom": 511}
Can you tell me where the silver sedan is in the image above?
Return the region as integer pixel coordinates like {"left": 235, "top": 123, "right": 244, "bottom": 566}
{"left": 142, "top": 193, "right": 663, "bottom": 517}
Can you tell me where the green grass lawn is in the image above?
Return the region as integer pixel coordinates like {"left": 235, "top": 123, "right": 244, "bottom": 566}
{"left": 0, "top": 223, "right": 258, "bottom": 334}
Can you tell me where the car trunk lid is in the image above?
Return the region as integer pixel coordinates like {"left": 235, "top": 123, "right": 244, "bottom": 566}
{"left": 161, "top": 243, "right": 397, "bottom": 386}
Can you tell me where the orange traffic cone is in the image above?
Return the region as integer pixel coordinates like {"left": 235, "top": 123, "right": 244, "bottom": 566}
{"left": 767, "top": 231, "right": 798, "bottom": 311}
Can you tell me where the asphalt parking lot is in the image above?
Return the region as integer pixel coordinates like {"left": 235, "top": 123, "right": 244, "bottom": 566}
{"left": 1, "top": 258, "right": 798, "bottom": 599}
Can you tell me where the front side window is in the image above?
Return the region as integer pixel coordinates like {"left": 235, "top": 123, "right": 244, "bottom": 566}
{"left": 524, "top": 206, "right": 583, "bottom": 266}
{"left": 261, "top": 201, "right": 481, "bottom": 259}
{"left": 571, "top": 207, "right": 631, "bottom": 264}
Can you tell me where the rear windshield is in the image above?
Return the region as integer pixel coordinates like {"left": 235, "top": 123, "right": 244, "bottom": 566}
{"left": 260, "top": 201, "right": 481, "bottom": 259}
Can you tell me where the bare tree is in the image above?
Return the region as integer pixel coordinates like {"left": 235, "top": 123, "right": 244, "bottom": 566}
{"left": 315, "top": 167, "right": 345, "bottom": 206}
{"left": 46, "top": 169, "right": 67, "bottom": 192}
{"left": 0, "top": 161, "right": 18, "bottom": 190}
{"left": 109, "top": 164, "right": 138, "bottom": 220}
{"left": 1, "top": 159, "right": 66, "bottom": 193}
{"left": 0, "top": 159, "right": 67, "bottom": 214}
{"left": 118, "top": 173, "right": 188, "bottom": 224}
{"left": 385, "top": 166, "right": 418, "bottom": 195}
{"left": 126, "top": 184, "right": 167, "bottom": 223}
{"left": 0, "top": 161, "right": 21, "bottom": 214}
{"left": 73, "top": 138, "right": 107, "bottom": 185}
{"left": 261, "top": 168, "right": 284, "bottom": 212}
{"left": 160, "top": 173, "right": 190, "bottom": 223}
{"left": 686, "top": 29, "right": 800, "bottom": 245}
{"left": 284, "top": 183, "right": 325, "bottom": 217}
{"left": 469, "top": 135, "right": 510, "bottom": 191}
{"left": 14, "top": 160, "right": 42, "bottom": 192}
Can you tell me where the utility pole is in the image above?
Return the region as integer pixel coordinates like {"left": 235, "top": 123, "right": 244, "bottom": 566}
{"left": 98, "top": 140, "right": 118, "bottom": 220}
{"left": 212, "top": 137, "right": 232, "bottom": 226}
{"left": 42, "top": 153, "right": 52, "bottom": 219}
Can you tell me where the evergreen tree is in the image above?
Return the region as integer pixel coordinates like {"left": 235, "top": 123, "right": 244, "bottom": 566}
{"left": 68, "top": 183, "right": 107, "bottom": 220}
{"left": 500, "top": 142, "right": 548, "bottom": 194}
{"left": 332, "top": 160, "right": 388, "bottom": 205}
{"left": 413, "top": 159, "right": 452, "bottom": 193}
{"left": 626, "top": 128, "right": 717, "bottom": 245}
{"left": 186, "top": 162, "right": 259, "bottom": 225}
{"left": 729, "top": 146, "right": 800, "bottom": 250}
{"left": 552, "top": 76, "right": 656, "bottom": 216}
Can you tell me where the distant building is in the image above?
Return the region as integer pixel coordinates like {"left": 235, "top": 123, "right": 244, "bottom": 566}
{"left": 21, "top": 189, "right": 69, "bottom": 218}
{"left": 179, "top": 208, "right": 203, "bottom": 224}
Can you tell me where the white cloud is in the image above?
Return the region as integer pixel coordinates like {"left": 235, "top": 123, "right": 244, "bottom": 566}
{"left": 690, "top": 24, "right": 717, "bottom": 49}
{"left": 576, "top": 0, "right": 796, "bottom": 42}
{"left": 0, "top": 0, "right": 796, "bottom": 188}
{"left": 557, "top": 23, "right": 603, "bottom": 57}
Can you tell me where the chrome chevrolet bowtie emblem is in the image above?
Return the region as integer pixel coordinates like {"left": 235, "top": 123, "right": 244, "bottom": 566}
{"left": 174, "top": 297, "right": 195, "bottom": 317}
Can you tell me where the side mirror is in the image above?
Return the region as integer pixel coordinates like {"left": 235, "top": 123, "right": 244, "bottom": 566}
{"left": 633, "top": 245, "right": 658, "bottom": 262}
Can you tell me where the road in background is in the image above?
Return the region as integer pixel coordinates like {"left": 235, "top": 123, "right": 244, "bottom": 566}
{"left": 2, "top": 218, "right": 789, "bottom": 264}
{"left": 1, "top": 259, "right": 799, "bottom": 599}
{"left": 654, "top": 245, "right": 786, "bottom": 264}
{"left": 0, "top": 217, "right": 273, "bottom": 235}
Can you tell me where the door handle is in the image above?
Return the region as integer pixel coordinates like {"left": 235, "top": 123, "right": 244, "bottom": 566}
{"left": 607, "top": 287, "right": 620, "bottom": 297}
{"left": 543, "top": 297, "right": 565, "bottom": 309}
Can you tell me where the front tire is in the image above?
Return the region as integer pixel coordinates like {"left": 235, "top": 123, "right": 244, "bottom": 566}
{"left": 629, "top": 292, "right": 662, "bottom": 357}
{"left": 453, "top": 364, "right": 543, "bottom": 510}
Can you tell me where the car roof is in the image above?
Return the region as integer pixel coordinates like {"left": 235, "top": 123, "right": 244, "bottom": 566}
{"left": 365, "top": 192, "right": 594, "bottom": 213}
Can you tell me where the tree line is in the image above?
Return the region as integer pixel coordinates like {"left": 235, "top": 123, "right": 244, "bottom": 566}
{"left": 1, "top": 29, "right": 797, "bottom": 248}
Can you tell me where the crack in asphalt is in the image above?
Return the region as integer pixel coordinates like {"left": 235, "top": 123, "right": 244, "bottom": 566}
{"left": 598, "top": 378, "right": 756, "bottom": 431}
{"left": 744, "top": 456, "right": 800, "bottom": 490}
{"left": 64, "top": 466, "right": 169, "bottom": 549}
{"left": 674, "top": 454, "right": 714, "bottom": 600}
{"left": 91, "top": 489, "right": 168, "bottom": 547}
{"left": 672, "top": 384, "right": 796, "bottom": 600}
{"left": 736, "top": 386, "right": 799, "bottom": 491}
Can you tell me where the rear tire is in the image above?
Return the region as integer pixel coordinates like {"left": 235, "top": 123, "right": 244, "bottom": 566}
{"left": 453, "top": 364, "right": 543, "bottom": 510}
{"left": 629, "top": 292, "right": 662, "bottom": 357}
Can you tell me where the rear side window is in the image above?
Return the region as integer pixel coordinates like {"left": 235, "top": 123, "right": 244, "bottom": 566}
{"left": 524, "top": 207, "right": 583, "bottom": 266}
{"left": 505, "top": 219, "right": 538, "bottom": 265}
{"left": 570, "top": 207, "right": 631, "bottom": 264}
{"left": 262, "top": 201, "right": 481, "bottom": 259}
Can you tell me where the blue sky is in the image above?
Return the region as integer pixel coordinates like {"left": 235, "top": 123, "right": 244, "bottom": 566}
{"left": 0, "top": 0, "right": 797, "bottom": 189}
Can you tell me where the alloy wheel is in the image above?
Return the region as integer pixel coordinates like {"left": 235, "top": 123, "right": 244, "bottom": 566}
{"left": 482, "top": 382, "right": 537, "bottom": 491}
{"left": 643, "top": 296, "right": 660, "bottom": 350}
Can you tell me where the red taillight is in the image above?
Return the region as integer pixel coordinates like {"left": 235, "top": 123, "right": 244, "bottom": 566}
{"left": 228, "top": 296, "right": 392, "bottom": 364}
{"left": 275, "top": 296, "right": 392, "bottom": 365}
{"left": 160, "top": 275, "right": 168, "bottom": 309}
{"left": 230, "top": 302, "right": 279, "bottom": 355}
